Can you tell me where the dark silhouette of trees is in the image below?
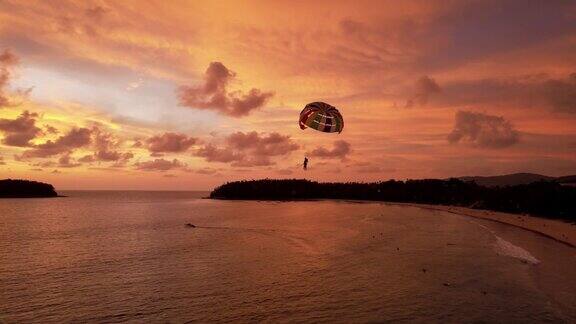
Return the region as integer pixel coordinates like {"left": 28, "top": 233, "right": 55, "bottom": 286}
{"left": 0, "top": 179, "right": 58, "bottom": 198}
{"left": 210, "top": 179, "right": 576, "bottom": 222}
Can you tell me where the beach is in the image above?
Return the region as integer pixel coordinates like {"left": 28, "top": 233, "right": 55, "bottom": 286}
{"left": 385, "top": 202, "right": 576, "bottom": 247}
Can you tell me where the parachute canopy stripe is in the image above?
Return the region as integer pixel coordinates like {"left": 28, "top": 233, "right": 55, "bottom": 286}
{"left": 299, "top": 102, "right": 343, "bottom": 133}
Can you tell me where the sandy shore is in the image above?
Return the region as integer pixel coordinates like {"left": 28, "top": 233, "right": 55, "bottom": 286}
{"left": 381, "top": 202, "right": 576, "bottom": 248}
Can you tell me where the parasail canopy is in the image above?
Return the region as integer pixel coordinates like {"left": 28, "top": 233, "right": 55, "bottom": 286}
{"left": 299, "top": 102, "right": 344, "bottom": 133}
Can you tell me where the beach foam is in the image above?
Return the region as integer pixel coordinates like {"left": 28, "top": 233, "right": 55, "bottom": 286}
{"left": 493, "top": 235, "right": 540, "bottom": 264}
{"left": 472, "top": 221, "right": 540, "bottom": 264}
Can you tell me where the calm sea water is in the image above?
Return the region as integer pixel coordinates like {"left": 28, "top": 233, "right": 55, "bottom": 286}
{"left": 1, "top": 191, "right": 576, "bottom": 323}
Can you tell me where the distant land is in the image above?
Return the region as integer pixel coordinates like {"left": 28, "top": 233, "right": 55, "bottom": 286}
{"left": 0, "top": 179, "right": 58, "bottom": 198}
{"left": 456, "top": 172, "right": 576, "bottom": 187}
{"left": 210, "top": 178, "right": 576, "bottom": 222}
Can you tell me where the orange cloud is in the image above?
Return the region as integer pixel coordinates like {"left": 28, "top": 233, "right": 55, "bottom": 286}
{"left": 178, "top": 62, "right": 273, "bottom": 117}
{"left": 195, "top": 131, "right": 299, "bottom": 167}
{"left": 0, "top": 110, "right": 41, "bottom": 146}
{"left": 307, "top": 140, "right": 351, "bottom": 160}
{"left": 134, "top": 158, "right": 186, "bottom": 171}
{"left": 145, "top": 132, "right": 198, "bottom": 153}
{"left": 405, "top": 76, "right": 441, "bottom": 108}
{"left": 20, "top": 127, "right": 92, "bottom": 158}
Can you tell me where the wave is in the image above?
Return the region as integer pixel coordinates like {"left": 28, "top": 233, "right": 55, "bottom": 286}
{"left": 471, "top": 221, "right": 540, "bottom": 264}
{"left": 493, "top": 235, "right": 540, "bottom": 264}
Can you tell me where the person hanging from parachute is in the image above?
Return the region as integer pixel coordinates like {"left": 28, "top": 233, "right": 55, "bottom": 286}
{"left": 298, "top": 102, "right": 343, "bottom": 171}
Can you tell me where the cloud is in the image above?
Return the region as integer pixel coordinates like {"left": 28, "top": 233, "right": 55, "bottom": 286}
{"left": 178, "top": 62, "right": 274, "bottom": 117}
{"left": 89, "top": 128, "right": 133, "bottom": 162}
{"left": 0, "top": 49, "right": 31, "bottom": 107}
{"left": 146, "top": 132, "right": 198, "bottom": 153}
{"left": 55, "top": 6, "right": 110, "bottom": 38}
{"left": 195, "top": 167, "right": 222, "bottom": 175}
{"left": 132, "top": 139, "right": 143, "bottom": 148}
{"left": 58, "top": 154, "right": 81, "bottom": 168}
{"left": 134, "top": 158, "right": 186, "bottom": 171}
{"left": 195, "top": 131, "right": 299, "bottom": 166}
{"left": 231, "top": 156, "right": 273, "bottom": 167}
{"left": 539, "top": 73, "right": 576, "bottom": 113}
{"left": 195, "top": 144, "right": 244, "bottom": 163}
{"left": 226, "top": 131, "right": 299, "bottom": 156}
{"left": 21, "top": 127, "right": 92, "bottom": 158}
{"left": 406, "top": 76, "right": 441, "bottom": 108}
{"left": 0, "top": 49, "right": 18, "bottom": 107}
{"left": 0, "top": 156, "right": 4, "bottom": 165}
{"left": 0, "top": 110, "right": 42, "bottom": 147}
{"left": 447, "top": 111, "right": 520, "bottom": 148}
{"left": 44, "top": 125, "right": 59, "bottom": 134}
{"left": 307, "top": 140, "right": 351, "bottom": 159}
{"left": 435, "top": 73, "right": 576, "bottom": 113}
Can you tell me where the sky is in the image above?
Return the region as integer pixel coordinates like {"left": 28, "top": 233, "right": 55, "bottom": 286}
{"left": 1, "top": 0, "right": 576, "bottom": 190}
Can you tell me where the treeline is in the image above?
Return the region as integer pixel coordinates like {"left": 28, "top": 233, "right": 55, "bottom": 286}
{"left": 210, "top": 179, "right": 576, "bottom": 222}
{"left": 0, "top": 179, "right": 58, "bottom": 198}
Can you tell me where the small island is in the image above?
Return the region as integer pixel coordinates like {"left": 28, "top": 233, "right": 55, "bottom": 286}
{"left": 211, "top": 179, "right": 576, "bottom": 222}
{"left": 0, "top": 179, "right": 58, "bottom": 198}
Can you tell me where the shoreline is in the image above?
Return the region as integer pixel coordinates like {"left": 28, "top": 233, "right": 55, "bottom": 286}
{"left": 212, "top": 197, "right": 576, "bottom": 248}
{"left": 380, "top": 202, "right": 576, "bottom": 248}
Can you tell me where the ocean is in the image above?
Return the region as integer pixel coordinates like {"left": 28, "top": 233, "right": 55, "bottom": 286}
{"left": 1, "top": 191, "right": 575, "bottom": 322}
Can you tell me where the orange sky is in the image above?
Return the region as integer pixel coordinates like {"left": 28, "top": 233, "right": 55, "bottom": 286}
{"left": 1, "top": 0, "right": 576, "bottom": 190}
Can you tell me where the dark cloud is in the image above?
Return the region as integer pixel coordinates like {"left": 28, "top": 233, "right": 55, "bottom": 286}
{"left": 58, "top": 154, "right": 81, "bottom": 168}
{"left": 134, "top": 158, "right": 186, "bottom": 171}
{"left": 21, "top": 127, "right": 92, "bottom": 158}
{"left": 0, "top": 156, "right": 4, "bottom": 165}
{"left": 0, "top": 110, "right": 41, "bottom": 146}
{"left": 195, "top": 131, "right": 298, "bottom": 166}
{"left": 540, "top": 73, "right": 576, "bottom": 113}
{"left": 447, "top": 111, "right": 519, "bottom": 149}
{"left": 178, "top": 62, "right": 274, "bottom": 117}
{"left": 406, "top": 76, "right": 441, "bottom": 108}
{"left": 307, "top": 140, "right": 351, "bottom": 160}
{"left": 435, "top": 73, "right": 576, "bottom": 113}
{"left": 146, "top": 132, "right": 198, "bottom": 153}
{"left": 416, "top": 1, "right": 576, "bottom": 72}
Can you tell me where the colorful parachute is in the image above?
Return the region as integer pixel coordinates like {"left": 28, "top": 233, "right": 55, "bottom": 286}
{"left": 299, "top": 102, "right": 344, "bottom": 133}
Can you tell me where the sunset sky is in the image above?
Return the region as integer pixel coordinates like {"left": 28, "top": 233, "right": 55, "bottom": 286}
{"left": 1, "top": 0, "right": 576, "bottom": 190}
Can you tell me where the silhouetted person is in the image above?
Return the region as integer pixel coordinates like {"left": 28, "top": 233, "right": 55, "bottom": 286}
{"left": 303, "top": 157, "right": 309, "bottom": 170}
